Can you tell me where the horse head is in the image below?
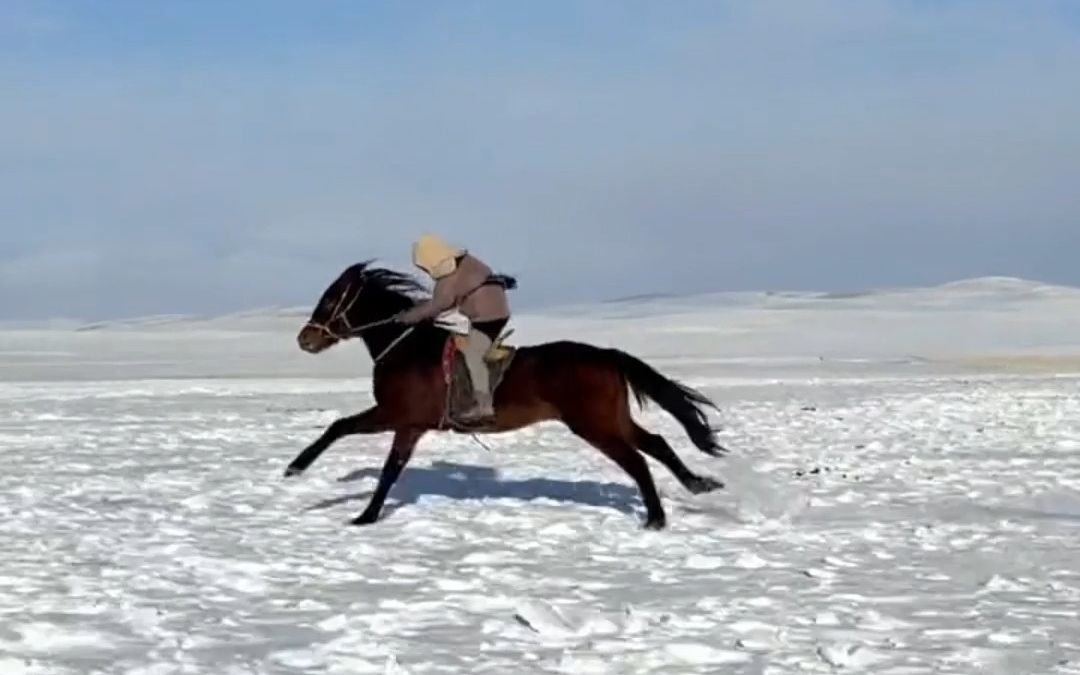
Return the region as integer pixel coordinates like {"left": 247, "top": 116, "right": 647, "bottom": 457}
{"left": 297, "top": 261, "right": 427, "bottom": 354}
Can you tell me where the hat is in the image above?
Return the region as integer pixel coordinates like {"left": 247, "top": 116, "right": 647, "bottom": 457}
{"left": 412, "top": 233, "right": 465, "bottom": 279}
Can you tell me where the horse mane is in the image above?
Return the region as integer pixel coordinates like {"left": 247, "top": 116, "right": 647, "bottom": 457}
{"left": 349, "top": 260, "right": 430, "bottom": 306}
{"left": 341, "top": 261, "right": 451, "bottom": 363}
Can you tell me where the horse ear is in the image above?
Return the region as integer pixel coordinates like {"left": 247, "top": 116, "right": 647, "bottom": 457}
{"left": 345, "top": 259, "right": 375, "bottom": 278}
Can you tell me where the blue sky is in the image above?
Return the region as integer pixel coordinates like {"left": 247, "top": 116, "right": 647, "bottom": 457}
{"left": 2, "top": 1, "right": 1079, "bottom": 320}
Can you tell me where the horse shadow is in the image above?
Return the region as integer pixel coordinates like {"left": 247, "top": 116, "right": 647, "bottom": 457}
{"left": 305, "top": 460, "right": 642, "bottom": 519}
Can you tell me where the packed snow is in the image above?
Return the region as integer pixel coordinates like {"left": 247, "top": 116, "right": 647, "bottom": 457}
{"left": 2, "top": 276, "right": 1080, "bottom": 673}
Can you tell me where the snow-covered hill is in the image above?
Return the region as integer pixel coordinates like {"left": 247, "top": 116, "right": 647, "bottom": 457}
{"left": 3, "top": 276, "right": 1080, "bottom": 382}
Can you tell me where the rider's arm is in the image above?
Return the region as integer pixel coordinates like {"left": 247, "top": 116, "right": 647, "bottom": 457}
{"left": 398, "top": 275, "right": 456, "bottom": 324}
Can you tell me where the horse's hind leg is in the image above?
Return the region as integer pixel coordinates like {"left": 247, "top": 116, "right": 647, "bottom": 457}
{"left": 632, "top": 423, "right": 724, "bottom": 495}
{"left": 567, "top": 421, "right": 666, "bottom": 529}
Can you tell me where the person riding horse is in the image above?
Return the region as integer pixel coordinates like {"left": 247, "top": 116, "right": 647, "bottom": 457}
{"left": 395, "top": 234, "right": 514, "bottom": 425}
{"left": 291, "top": 256, "right": 727, "bottom": 529}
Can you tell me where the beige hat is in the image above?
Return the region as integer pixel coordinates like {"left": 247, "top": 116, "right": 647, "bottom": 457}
{"left": 412, "top": 233, "right": 465, "bottom": 279}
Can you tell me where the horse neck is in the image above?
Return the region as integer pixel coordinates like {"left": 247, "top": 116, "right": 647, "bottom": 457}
{"left": 353, "top": 292, "right": 444, "bottom": 364}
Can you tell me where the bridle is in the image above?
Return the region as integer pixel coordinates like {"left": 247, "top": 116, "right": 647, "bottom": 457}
{"left": 303, "top": 275, "right": 462, "bottom": 363}
{"left": 304, "top": 282, "right": 397, "bottom": 342}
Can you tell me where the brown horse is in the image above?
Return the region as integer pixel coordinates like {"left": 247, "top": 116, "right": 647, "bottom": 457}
{"left": 287, "top": 261, "right": 727, "bottom": 529}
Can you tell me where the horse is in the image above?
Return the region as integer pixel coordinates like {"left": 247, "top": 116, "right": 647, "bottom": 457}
{"left": 286, "top": 261, "right": 728, "bottom": 529}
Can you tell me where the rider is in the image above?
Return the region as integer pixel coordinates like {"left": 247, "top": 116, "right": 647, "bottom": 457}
{"left": 396, "top": 233, "right": 513, "bottom": 424}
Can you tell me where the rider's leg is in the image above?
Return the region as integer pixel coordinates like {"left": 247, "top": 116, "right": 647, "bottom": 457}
{"left": 460, "top": 326, "right": 494, "bottom": 419}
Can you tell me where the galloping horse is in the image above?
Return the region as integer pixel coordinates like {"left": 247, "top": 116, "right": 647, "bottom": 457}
{"left": 286, "top": 261, "right": 727, "bottom": 529}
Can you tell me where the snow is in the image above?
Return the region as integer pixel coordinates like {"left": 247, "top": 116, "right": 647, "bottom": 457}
{"left": 2, "top": 276, "right": 1080, "bottom": 673}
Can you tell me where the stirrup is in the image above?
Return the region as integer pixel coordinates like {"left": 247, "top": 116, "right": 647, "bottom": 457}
{"left": 455, "top": 408, "right": 495, "bottom": 427}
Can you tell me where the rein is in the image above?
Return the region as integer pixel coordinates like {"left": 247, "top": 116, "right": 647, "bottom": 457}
{"left": 303, "top": 282, "right": 400, "bottom": 341}
{"left": 372, "top": 317, "right": 459, "bottom": 363}
{"left": 304, "top": 284, "right": 429, "bottom": 365}
{"left": 304, "top": 279, "right": 462, "bottom": 364}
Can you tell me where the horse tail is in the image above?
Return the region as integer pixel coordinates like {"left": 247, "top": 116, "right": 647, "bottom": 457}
{"left": 604, "top": 348, "right": 726, "bottom": 456}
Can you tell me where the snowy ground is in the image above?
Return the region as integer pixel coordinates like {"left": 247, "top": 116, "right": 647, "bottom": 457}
{"left": 3, "top": 277, "right": 1080, "bottom": 673}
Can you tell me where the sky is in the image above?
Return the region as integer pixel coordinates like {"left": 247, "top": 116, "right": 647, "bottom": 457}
{"left": 2, "top": 1, "right": 1079, "bottom": 320}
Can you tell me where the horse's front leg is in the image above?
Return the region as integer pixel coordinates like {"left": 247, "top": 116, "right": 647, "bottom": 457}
{"left": 351, "top": 428, "right": 425, "bottom": 525}
{"left": 284, "top": 405, "right": 385, "bottom": 477}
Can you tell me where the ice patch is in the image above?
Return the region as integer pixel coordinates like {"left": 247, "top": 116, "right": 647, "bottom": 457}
{"left": 15, "top": 622, "right": 116, "bottom": 654}
{"left": 665, "top": 642, "right": 751, "bottom": 665}
{"left": 513, "top": 600, "right": 659, "bottom": 646}
{"left": 733, "top": 552, "right": 771, "bottom": 569}
{"left": 514, "top": 600, "right": 581, "bottom": 640}
{"left": 804, "top": 567, "right": 839, "bottom": 580}
{"left": 0, "top": 658, "right": 42, "bottom": 675}
{"left": 684, "top": 553, "right": 726, "bottom": 570}
{"left": 556, "top": 651, "right": 613, "bottom": 673}
{"left": 981, "top": 574, "right": 1027, "bottom": 593}
{"left": 817, "top": 643, "right": 890, "bottom": 669}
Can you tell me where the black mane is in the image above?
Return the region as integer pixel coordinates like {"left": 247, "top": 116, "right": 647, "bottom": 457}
{"left": 339, "top": 261, "right": 448, "bottom": 366}
{"left": 348, "top": 261, "right": 430, "bottom": 305}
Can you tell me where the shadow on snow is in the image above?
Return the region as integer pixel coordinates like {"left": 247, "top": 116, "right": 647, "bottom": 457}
{"left": 305, "top": 460, "right": 643, "bottom": 519}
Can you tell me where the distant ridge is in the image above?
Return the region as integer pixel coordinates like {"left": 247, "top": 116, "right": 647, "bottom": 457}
{"left": 3, "top": 275, "right": 1077, "bottom": 332}
{"left": 603, "top": 292, "right": 679, "bottom": 304}
{"left": 63, "top": 306, "right": 311, "bottom": 332}
{"left": 596, "top": 275, "right": 1080, "bottom": 308}
{"left": 932, "top": 276, "right": 1067, "bottom": 293}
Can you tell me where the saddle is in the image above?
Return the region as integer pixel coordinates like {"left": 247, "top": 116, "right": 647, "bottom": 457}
{"left": 440, "top": 329, "right": 517, "bottom": 430}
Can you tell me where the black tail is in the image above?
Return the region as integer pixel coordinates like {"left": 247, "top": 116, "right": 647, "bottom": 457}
{"left": 605, "top": 348, "right": 727, "bottom": 456}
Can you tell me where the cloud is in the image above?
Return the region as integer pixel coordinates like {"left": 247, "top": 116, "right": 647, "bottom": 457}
{"left": 2, "top": 1, "right": 1079, "bottom": 319}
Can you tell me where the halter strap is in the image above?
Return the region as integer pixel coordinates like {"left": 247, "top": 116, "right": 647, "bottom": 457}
{"left": 303, "top": 282, "right": 399, "bottom": 341}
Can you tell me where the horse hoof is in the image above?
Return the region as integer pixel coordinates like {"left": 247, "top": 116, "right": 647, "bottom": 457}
{"left": 689, "top": 476, "right": 724, "bottom": 494}
{"left": 351, "top": 513, "right": 378, "bottom": 526}
{"left": 644, "top": 515, "right": 666, "bottom": 530}
{"left": 284, "top": 465, "right": 304, "bottom": 478}
{"left": 704, "top": 443, "right": 729, "bottom": 457}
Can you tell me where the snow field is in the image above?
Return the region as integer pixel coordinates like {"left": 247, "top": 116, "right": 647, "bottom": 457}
{"left": 3, "top": 370, "right": 1080, "bottom": 673}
